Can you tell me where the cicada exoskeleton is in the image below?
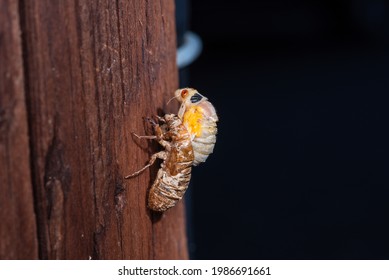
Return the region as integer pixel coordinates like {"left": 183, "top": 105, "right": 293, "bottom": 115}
{"left": 125, "top": 114, "right": 194, "bottom": 212}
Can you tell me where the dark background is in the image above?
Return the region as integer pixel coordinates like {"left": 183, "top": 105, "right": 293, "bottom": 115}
{"left": 178, "top": 0, "right": 389, "bottom": 259}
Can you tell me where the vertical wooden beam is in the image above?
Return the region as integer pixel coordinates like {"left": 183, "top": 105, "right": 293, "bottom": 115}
{"left": 19, "top": 0, "right": 187, "bottom": 259}
{"left": 0, "top": 0, "right": 38, "bottom": 259}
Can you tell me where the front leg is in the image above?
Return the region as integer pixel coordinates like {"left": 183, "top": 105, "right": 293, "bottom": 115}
{"left": 135, "top": 118, "right": 170, "bottom": 149}
{"left": 153, "top": 124, "right": 171, "bottom": 150}
{"left": 178, "top": 103, "right": 186, "bottom": 119}
{"left": 131, "top": 116, "right": 163, "bottom": 140}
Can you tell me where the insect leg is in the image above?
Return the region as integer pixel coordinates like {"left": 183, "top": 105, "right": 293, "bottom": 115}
{"left": 151, "top": 124, "right": 172, "bottom": 150}
{"left": 178, "top": 103, "right": 186, "bottom": 119}
{"left": 132, "top": 132, "right": 157, "bottom": 140}
{"left": 125, "top": 151, "right": 167, "bottom": 178}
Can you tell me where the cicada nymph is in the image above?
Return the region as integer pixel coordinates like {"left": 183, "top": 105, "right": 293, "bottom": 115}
{"left": 174, "top": 88, "right": 218, "bottom": 166}
{"left": 125, "top": 114, "right": 194, "bottom": 212}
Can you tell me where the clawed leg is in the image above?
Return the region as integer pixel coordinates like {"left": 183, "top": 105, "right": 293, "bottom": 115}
{"left": 131, "top": 116, "right": 160, "bottom": 140}
{"left": 144, "top": 115, "right": 166, "bottom": 127}
{"left": 125, "top": 151, "right": 167, "bottom": 179}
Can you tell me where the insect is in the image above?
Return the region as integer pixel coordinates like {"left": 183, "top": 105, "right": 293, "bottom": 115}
{"left": 174, "top": 88, "right": 218, "bottom": 166}
{"left": 125, "top": 114, "right": 194, "bottom": 212}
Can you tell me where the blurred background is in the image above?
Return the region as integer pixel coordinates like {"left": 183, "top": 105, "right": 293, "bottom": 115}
{"left": 176, "top": 0, "right": 389, "bottom": 259}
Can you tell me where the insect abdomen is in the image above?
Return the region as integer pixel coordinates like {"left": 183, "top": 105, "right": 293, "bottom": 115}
{"left": 147, "top": 115, "right": 194, "bottom": 212}
{"left": 192, "top": 138, "right": 216, "bottom": 165}
{"left": 184, "top": 105, "right": 218, "bottom": 165}
{"left": 148, "top": 168, "right": 192, "bottom": 212}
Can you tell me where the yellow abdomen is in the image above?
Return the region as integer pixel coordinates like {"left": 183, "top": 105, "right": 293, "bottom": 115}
{"left": 182, "top": 104, "right": 218, "bottom": 166}
{"left": 183, "top": 106, "right": 204, "bottom": 138}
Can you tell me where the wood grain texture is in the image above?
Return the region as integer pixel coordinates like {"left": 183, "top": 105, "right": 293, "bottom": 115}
{"left": 0, "top": 0, "right": 38, "bottom": 259}
{"left": 18, "top": 0, "right": 188, "bottom": 259}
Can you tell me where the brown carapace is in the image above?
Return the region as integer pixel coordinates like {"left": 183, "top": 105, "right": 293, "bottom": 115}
{"left": 125, "top": 114, "right": 194, "bottom": 212}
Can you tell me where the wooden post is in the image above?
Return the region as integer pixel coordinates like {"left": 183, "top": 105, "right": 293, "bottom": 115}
{"left": 0, "top": 0, "right": 188, "bottom": 259}
{"left": 0, "top": 0, "right": 38, "bottom": 260}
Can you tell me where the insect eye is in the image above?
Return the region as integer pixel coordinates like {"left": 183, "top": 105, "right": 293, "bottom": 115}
{"left": 190, "top": 93, "right": 202, "bottom": 103}
{"left": 181, "top": 89, "right": 188, "bottom": 98}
